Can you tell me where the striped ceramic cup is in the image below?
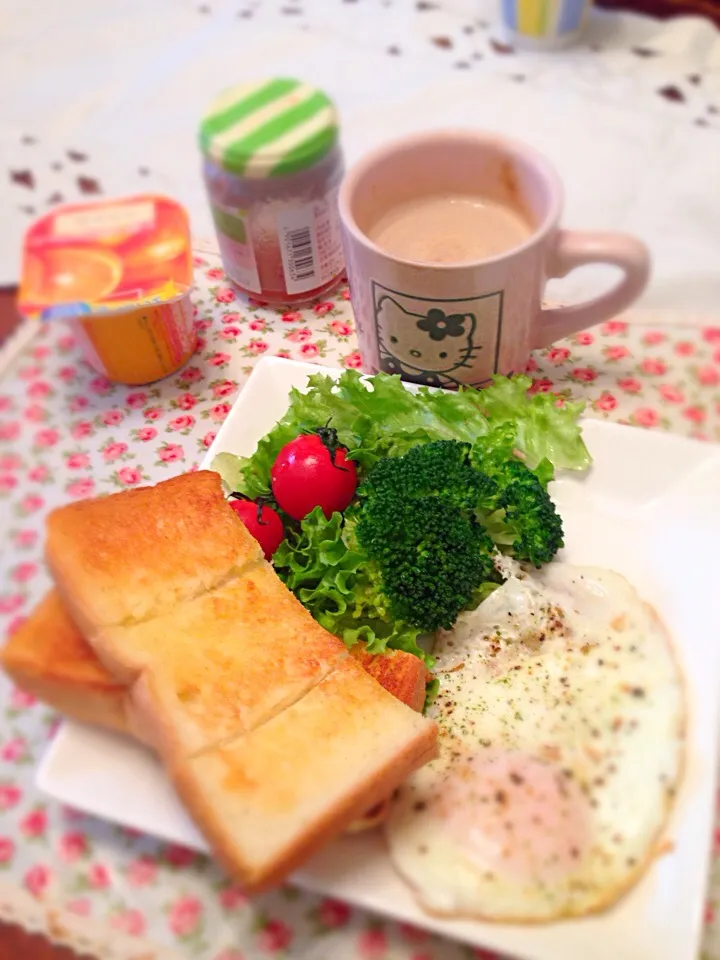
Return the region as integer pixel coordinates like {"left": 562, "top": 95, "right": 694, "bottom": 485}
{"left": 500, "top": 0, "right": 593, "bottom": 49}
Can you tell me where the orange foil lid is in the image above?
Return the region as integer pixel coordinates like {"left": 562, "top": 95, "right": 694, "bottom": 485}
{"left": 18, "top": 195, "right": 193, "bottom": 321}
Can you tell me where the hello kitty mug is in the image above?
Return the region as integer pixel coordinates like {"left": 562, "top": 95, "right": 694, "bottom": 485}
{"left": 338, "top": 130, "right": 650, "bottom": 388}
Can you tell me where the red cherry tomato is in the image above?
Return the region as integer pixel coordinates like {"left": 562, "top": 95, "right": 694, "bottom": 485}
{"left": 228, "top": 498, "right": 284, "bottom": 560}
{"left": 271, "top": 430, "right": 358, "bottom": 521}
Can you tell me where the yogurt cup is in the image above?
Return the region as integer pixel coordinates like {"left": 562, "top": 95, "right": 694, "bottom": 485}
{"left": 18, "top": 195, "right": 196, "bottom": 385}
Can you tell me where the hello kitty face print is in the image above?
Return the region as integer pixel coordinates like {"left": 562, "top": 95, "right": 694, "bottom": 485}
{"left": 372, "top": 282, "right": 503, "bottom": 388}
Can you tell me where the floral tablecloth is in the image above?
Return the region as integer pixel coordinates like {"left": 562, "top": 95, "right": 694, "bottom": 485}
{"left": 1, "top": 249, "right": 720, "bottom": 960}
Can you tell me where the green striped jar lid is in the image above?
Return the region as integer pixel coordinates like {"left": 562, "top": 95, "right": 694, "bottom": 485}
{"left": 199, "top": 77, "right": 339, "bottom": 179}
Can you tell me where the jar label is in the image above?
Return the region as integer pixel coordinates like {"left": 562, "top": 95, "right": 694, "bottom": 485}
{"left": 211, "top": 205, "right": 262, "bottom": 294}
{"left": 275, "top": 188, "right": 344, "bottom": 296}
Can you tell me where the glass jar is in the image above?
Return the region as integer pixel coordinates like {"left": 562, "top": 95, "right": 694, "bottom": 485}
{"left": 199, "top": 78, "right": 346, "bottom": 305}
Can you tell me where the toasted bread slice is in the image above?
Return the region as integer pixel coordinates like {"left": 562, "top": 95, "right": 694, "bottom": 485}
{"left": 0, "top": 590, "right": 128, "bottom": 735}
{"left": 0, "top": 589, "right": 430, "bottom": 744}
{"left": 1, "top": 588, "right": 431, "bottom": 833}
{"left": 345, "top": 645, "right": 430, "bottom": 830}
{"left": 46, "top": 471, "right": 262, "bottom": 636}
{"left": 351, "top": 643, "right": 429, "bottom": 713}
{"left": 110, "top": 565, "right": 349, "bottom": 756}
{"left": 43, "top": 471, "right": 439, "bottom": 884}
{"left": 170, "top": 656, "right": 438, "bottom": 892}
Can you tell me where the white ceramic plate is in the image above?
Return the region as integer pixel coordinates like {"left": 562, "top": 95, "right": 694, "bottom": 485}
{"left": 38, "top": 357, "right": 720, "bottom": 960}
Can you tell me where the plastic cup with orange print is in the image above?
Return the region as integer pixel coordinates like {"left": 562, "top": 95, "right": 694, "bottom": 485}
{"left": 18, "top": 195, "right": 197, "bottom": 385}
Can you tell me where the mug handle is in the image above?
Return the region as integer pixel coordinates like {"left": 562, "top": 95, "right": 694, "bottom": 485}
{"left": 532, "top": 230, "right": 650, "bottom": 350}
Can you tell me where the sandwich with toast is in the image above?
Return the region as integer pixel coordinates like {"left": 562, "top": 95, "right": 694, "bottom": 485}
{"left": 2, "top": 470, "right": 438, "bottom": 892}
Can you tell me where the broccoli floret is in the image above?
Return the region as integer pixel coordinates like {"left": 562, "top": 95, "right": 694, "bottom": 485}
{"left": 360, "top": 438, "right": 482, "bottom": 510}
{"left": 356, "top": 441, "right": 500, "bottom": 632}
{"left": 473, "top": 448, "right": 564, "bottom": 567}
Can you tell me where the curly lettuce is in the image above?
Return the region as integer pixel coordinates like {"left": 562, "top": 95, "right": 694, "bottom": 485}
{"left": 213, "top": 370, "right": 591, "bottom": 499}
{"left": 212, "top": 369, "right": 591, "bottom": 671}
{"left": 476, "top": 374, "right": 590, "bottom": 473}
{"left": 272, "top": 507, "right": 430, "bottom": 665}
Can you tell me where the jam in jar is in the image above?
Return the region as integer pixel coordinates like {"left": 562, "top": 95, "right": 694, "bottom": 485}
{"left": 199, "top": 77, "right": 346, "bottom": 304}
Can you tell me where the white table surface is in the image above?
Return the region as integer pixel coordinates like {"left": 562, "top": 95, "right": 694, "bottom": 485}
{"left": 1, "top": 0, "right": 719, "bottom": 316}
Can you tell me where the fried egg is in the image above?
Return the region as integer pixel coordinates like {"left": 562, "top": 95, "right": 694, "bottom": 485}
{"left": 385, "top": 564, "right": 685, "bottom": 922}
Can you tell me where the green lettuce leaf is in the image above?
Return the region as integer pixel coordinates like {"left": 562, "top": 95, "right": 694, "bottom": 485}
{"left": 424, "top": 676, "right": 440, "bottom": 710}
{"left": 476, "top": 374, "right": 591, "bottom": 472}
{"left": 218, "top": 370, "right": 590, "bottom": 500}
{"left": 532, "top": 457, "right": 555, "bottom": 488}
{"left": 474, "top": 506, "right": 516, "bottom": 547}
{"left": 212, "top": 451, "right": 246, "bottom": 494}
{"left": 273, "top": 507, "right": 430, "bottom": 665}
{"left": 470, "top": 422, "right": 556, "bottom": 491}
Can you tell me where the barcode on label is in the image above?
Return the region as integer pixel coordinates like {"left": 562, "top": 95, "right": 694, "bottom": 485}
{"left": 285, "top": 226, "right": 316, "bottom": 281}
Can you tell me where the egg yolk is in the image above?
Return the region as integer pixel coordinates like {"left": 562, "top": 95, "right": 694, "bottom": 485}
{"left": 439, "top": 751, "right": 592, "bottom": 884}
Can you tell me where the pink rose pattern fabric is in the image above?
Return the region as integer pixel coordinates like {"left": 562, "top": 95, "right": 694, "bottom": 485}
{"left": 0, "top": 250, "right": 719, "bottom": 959}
